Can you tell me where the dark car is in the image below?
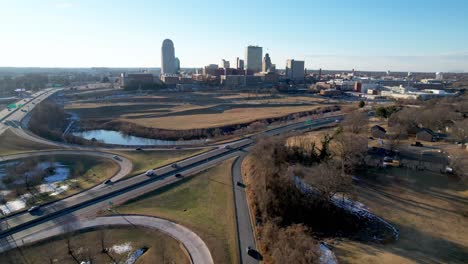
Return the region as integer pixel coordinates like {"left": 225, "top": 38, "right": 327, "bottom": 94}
{"left": 175, "top": 173, "right": 183, "bottom": 178}
{"left": 171, "top": 163, "right": 179, "bottom": 168}
{"left": 104, "top": 179, "right": 112, "bottom": 184}
{"left": 246, "top": 246, "right": 263, "bottom": 260}
{"left": 236, "top": 181, "right": 246, "bottom": 188}
{"left": 135, "top": 147, "right": 143, "bottom": 151}
{"left": 411, "top": 141, "right": 424, "bottom": 147}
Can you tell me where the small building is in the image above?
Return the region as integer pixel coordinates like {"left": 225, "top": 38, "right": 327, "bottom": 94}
{"left": 416, "top": 128, "right": 437, "bottom": 142}
{"left": 371, "top": 125, "right": 387, "bottom": 139}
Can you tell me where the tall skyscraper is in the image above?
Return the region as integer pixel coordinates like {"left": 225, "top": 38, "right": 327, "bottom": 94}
{"left": 435, "top": 72, "right": 443, "bottom": 80}
{"left": 262, "top": 53, "right": 272, "bottom": 72}
{"left": 245, "top": 46, "right": 262, "bottom": 73}
{"left": 175, "top": 57, "right": 180, "bottom": 73}
{"left": 161, "top": 39, "right": 176, "bottom": 75}
{"left": 236, "top": 57, "right": 244, "bottom": 70}
{"left": 286, "top": 59, "right": 305, "bottom": 81}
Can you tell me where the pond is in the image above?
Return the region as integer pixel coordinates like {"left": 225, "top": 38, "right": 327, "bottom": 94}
{"left": 72, "top": 129, "right": 208, "bottom": 146}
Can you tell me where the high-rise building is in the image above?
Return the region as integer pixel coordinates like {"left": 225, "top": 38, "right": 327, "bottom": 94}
{"left": 245, "top": 46, "right": 262, "bottom": 73}
{"left": 236, "top": 57, "right": 244, "bottom": 70}
{"left": 285, "top": 59, "right": 305, "bottom": 81}
{"left": 435, "top": 72, "right": 443, "bottom": 80}
{"left": 220, "top": 59, "right": 230, "bottom": 69}
{"left": 175, "top": 57, "right": 180, "bottom": 73}
{"left": 262, "top": 53, "right": 272, "bottom": 72}
{"left": 161, "top": 39, "right": 176, "bottom": 75}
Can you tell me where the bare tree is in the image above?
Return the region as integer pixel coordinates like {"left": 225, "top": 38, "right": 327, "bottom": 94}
{"left": 341, "top": 111, "right": 368, "bottom": 134}
{"left": 452, "top": 119, "right": 468, "bottom": 144}
{"left": 332, "top": 132, "right": 368, "bottom": 173}
{"left": 300, "top": 161, "right": 353, "bottom": 201}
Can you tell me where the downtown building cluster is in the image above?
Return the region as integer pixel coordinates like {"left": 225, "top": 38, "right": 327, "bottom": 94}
{"left": 120, "top": 39, "right": 307, "bottom": 90}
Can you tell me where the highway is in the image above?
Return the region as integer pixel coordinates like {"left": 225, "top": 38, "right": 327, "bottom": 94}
{"left": 0, "top": 88, "right": 59, "bottom": 137}
{"left": 0, "top": 88, "right": 343, "bottom": 263}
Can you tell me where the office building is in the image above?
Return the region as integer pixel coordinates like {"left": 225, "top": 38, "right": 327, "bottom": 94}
{"left": 161, "top": 39, "right": 176, "bottom": 75}
{"left": 236, "top": 57, "right": 244, "bottom": 70}
{"left": 285, "top": 59, "right": 305, "bottom": 81}
{"left": 262, "top": 53, "right": 272, "bottom": 72}
{"left": 436, "top": 72, "right": 444, "bottom": 80}
{"left": 220, "top": 59, "right": 230, "bottom": 69}
{"left": 245, "top": 46, "right": 262, "bottom": 73}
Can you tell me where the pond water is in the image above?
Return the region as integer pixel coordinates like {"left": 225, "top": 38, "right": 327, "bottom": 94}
{"left": 72, "top": 129, "right": 208, "bottom": 146}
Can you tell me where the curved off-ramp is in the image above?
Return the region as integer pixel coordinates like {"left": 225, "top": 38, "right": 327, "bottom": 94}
{"left": 1, "top": 215, "right": 214, "bottom": 264}
{"left": 0, "top": 150, "right": 132, "bottom": 182}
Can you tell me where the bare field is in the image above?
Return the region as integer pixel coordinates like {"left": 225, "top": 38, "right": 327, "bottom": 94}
{"left": 334, "top": 167, "right": 468, "bottom": 264}
{"left": 65, "top": 91, "right": 328, "bottom": 130}
{"left": 127, "top": 104, "right": 322, "bottom": 129}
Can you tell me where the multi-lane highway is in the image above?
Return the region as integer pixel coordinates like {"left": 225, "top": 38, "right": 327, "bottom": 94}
{"left": 0, "top": 88, "right": 342, "bottom": 263}
{"left": 0, "top": 88, "right": 59, "bottom": 136}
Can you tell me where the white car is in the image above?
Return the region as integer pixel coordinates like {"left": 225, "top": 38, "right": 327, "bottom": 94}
{"left": 145, "top": 170, "right": 155, "bottom": 176}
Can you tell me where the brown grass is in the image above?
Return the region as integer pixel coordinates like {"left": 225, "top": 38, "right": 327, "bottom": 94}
{"left": 127, "top": 105, "right": 322, "bottom": 129}
{"left": 334, "top": 167, "right": 468, "bottom": 264}
{"left": 0, "top": 129, "right": 58, "bottom": 155}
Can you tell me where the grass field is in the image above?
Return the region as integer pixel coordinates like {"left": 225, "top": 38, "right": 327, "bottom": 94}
{"left": 112, "top": 159, "right": 239, "bottom": 264}
{"left": 0, "top": 227, "right": 189, "bottom": 264}
{"left": 334, "top": 167, "right": 468, "bottom": 264}
{"left": 112, "top": 148, "right": 209, "bottom": 176}
{"left": 0, "top": 129, "right": 58, "bottom": 155}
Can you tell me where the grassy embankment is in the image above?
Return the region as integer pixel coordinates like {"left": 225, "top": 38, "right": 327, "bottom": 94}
{"left": 0, "top": 129, "right": 58, "bottom": 155}
{"left": 334, "top": 167, "right": 468, "bottom": 264}
{"left": 111, "top": 159, "right": 239, "bottom": 264}
{"left": 0, "top": 227, "right": 189, "bottom": 264}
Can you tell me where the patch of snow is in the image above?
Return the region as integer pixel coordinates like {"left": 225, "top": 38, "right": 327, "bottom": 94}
{"left": 125, "top": 248, "right": 147, "bottom": 264}
{"left": 38, "top": 183, "right": 69, "bottom": 196}
{"left": 0, "top": 193, "right": 31, "bottom": 215}
{"left": 319, "top": 243, "right": 338, "bottom": 264}
{"left": 111, "top": 242, "right": 132, "bottom": 254}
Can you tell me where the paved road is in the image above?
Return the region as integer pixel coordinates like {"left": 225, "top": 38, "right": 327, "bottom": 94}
{"left": 0, "top": 215, "right": 213, "bottom": 264}
{"left": 232, "top": 153, "right": 258, "bottom": 264}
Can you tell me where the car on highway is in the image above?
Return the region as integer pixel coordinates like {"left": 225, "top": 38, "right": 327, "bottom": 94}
{"left": 21, "top": 109, "right": 27, "bottom": 112}
{"left": 171, "top": 163, "right": 179, "bottom": 168}
{"left": 27, "top": 206, "right": 40, "bottom": 213}
{"left": 246, "top": 246, "right": 262, "bottom": 260}
{"left": 236, "top": 181, "right": 246, "bottom": 188}
{"left": 104, "top": 179, "right": 112, "bottom": 184}
{"left": 112, "top": 155, "right": 122, "bottom": 161}
{"left": 411, "top": 141, "right": 424, "bottom": 147}
{"left": 145, "top": 170, "right": 156, "bottom": 176}
{"left": 135, "top": 147, "right": 143, "bottom": 151}
{"left": 175, "top": 173, "right": 183, "bottom": 178}
{"left": 224, "top": 145, "right": 232, "bottom": 149}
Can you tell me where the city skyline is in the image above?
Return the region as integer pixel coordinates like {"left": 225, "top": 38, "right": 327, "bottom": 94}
{"left": 0, "top": 0, "right": 467, "bottom": 72}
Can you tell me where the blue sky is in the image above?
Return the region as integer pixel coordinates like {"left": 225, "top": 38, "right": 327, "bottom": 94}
{"left": 1, "top": 0, "right": 467, "bottom": 71}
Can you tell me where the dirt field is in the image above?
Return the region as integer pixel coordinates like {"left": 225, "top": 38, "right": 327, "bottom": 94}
{"left": 65, "top": 91, "right": 328, "bottom": 130}
{"left": 334, "top": 167, "right": 468, "bottom": 264}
